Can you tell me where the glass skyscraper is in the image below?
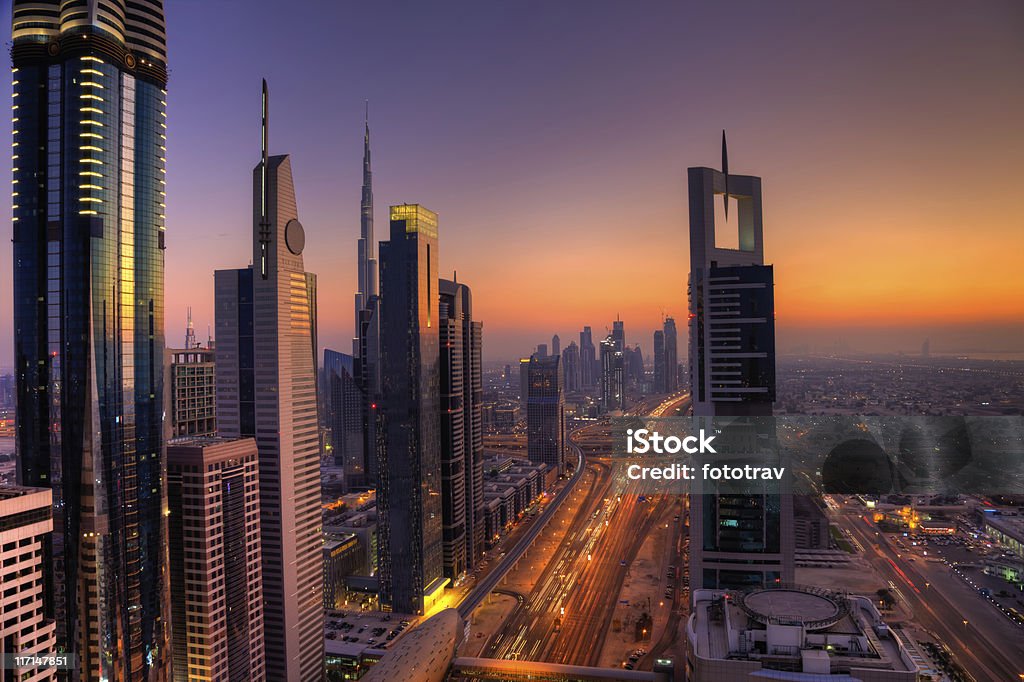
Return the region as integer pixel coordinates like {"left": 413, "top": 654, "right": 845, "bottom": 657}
{"left": 686, "top": 152, "right": 794, "bottom": 591}
{"left": 376, "top": 204, "right": 447, "bottom": 615}
{"left": 11, "top": 2, "right": 170, "bottom": 679}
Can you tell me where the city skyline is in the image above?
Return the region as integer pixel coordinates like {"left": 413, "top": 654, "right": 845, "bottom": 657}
{"left": 1, "top": 1, "right": 1023, "bottom": 365}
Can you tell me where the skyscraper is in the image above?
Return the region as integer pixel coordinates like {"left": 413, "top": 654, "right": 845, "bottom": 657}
{"left": 167, "top": 346, "right": 217, "bottom": 438}
{"left": 350, "top": 105, "right": 376, "bottom": 484}
{"left": 562, "top": 341, "right": 581, "bottom": 393}
{"left": 600, "top": 336, "right": 624, "bottom": 411}
{"left": 654, "top": 317, "right": 680, "bottom": 394}
{"left": 167, "top": 438, "right": 265, "bottom": 682}
{"left": 527, "top": 355, "right": 566, "bottom": 475}
{"left": 551, "top": 334, "right": 561, "bottom": 357}
{"left": 11, "top": 3, "right": 170, "bottom": 678}
{"left": 653, "top": 329, "right": 666, "bottom": 393}
{"left": 687, "top": 136, "right": 792, "bottom": 590}
{"left": 376, "top": 204, "right": 447, "bottom": 615}
{"left": 354, "top": 103, "right": 378, "bottom": 348}
{"left": 324, "top": 349, "right": 365, "bottom": 488}
{"left": 214, "top": 82, "right": 323, "bottom": 680}
{"left": 439, "top": 278, "right": 485, "bottom": 578}
{"left": 185, "top": 307, "right": 197, "bottom": 349}
{"left": 664, "top": 316, "right": 679, "bottom": 392}
{"left": 579, "top": 326, "right": 596, "bottom": 389}
{"left": 0, "top": 487, "right": 56, "bottom": 682}
{"left": 536, "top": 343, "right": 548, "bottom": 358}
{"left": 612, "top": 317, "right": 625, "bottom": 352}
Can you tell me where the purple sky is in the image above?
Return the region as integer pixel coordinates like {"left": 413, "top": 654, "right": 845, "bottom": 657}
{"left": 2, "top": 0, "right": 1023, "bottom": 368}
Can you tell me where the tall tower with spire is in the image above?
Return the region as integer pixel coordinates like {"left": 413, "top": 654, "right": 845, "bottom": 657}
{"left": 354, "top": 102, "right": 378, "bottom": 352}
{"left": 185, "top": 307, "right": 197, "bottom": 349}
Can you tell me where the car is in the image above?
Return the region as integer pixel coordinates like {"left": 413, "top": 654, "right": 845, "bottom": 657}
{"left": 624, "top": 663, "right": 634, "bottom": 670}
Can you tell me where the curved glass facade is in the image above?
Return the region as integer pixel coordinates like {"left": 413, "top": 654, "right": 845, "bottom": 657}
{"left": 12, "top": 17, "right": 169, "bottom": 681}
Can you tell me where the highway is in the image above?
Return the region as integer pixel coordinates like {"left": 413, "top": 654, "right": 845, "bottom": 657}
{"left": 458, "top": 432, "right": 587, "bottom": 619}
{"left": 834, "top": 508, "right": 1024, "bottom": 681}
{"left": 482, "top": 393, "right": 691, "bottom": 667}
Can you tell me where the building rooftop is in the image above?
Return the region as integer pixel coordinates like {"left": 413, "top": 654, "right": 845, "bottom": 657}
{"left": 689, "top": 587, "right": 917, "bottom": 679}
{"left": 360, "top": 608, "right": 461, "bottom": 682}
{"left": 324, "top": 608, "right": 418, "bottom": 660}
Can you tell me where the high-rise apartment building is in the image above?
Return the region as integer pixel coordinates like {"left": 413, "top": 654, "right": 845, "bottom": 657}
{"left": 687, "top": 137, "right": 792, "bottom": 590}
{"left": 324, "top": 349, "right": 365, "bottom": 488}
{"left": 438, "top": 278, "right": 485, "bottom": 578}
{"left": 654, "top": 330, "right": 666, "bottom": 393}
{"left": 654, "top": 317, "right": 679, "bottom": 394}
{"left": 579, "top": 327, "right": 596, "bottom": 389}
{"left": 526, "top": 355, "right": 566, "bottom": 475}
{"left": 167, "top": 438, "right": 264, "bottom": 682}
{"left": 11, "top": 3, "right": 171, "bottom": 677}
{"left": 599, "top": 336, "right": 624, "bottom": 411}
{"left": 663, "top": 316, "right": 679, "bottom": 392}
{"left": 0, "top": 487, "right": 56, "bottom": 682}
{"left": 214, "top": 82, "right": 323, "bottom": 680}
{"left": 561, "top": 341, "right": 581, "bottom": 394}
{"left": 376, "top": 204, "right": 447, "bottom": 615}
{"left": 551, "top": 334, "right": 560, "bottom": 357}
{"left": 167, "top": 346, "right": 217, "bottom": 438}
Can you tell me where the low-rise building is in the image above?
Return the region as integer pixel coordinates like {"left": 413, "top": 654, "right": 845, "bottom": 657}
{"left": 686, "top": 586, "right": 918, "bottom": 681}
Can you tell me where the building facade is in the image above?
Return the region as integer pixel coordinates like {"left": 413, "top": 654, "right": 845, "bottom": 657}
{"left": 526, "top": 355, "right": 566, "bottom": 475}
{"left": 214, "top": 82, "right": 323, "bottom": 680}
{"left": 687, "top": 145, "right": 793, "bottom": 590}
{"left": 11, "top": 2, "right": 171, "bottom": 678}
{"left": 0, "top": 487, "right": 57, "bottom": 682}
{"left": 324, "top": 349, "right": 365, "bottom": 488}
{"left": 561, "top": 341, "right": 581, "bottom": 394}
{"left": 599, "top": 336, "right": 624, "bottom": 412}
{"left": 579, "top": 326, "right": 596, "bottom": 389}
{"left": 439, "top": 278, "right": 485, "bottom": 578}
{"left": 376, "top": 204, "right": 447, "bottom": 615}
{"left": 663, "top": 316, "right": 679, "bottom": 392}
{"left": 167, "top": 438, "right": 264, "bottom": 682}
{"left": 168, "top": 347, "right": 216, "bottom": 438}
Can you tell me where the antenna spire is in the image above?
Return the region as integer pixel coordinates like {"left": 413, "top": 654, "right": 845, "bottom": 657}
{"left": 721, "top": 129, "right": 730, "bottom": 220}
{"left": 258, "top": 79, "right": 271, "bottom": 279}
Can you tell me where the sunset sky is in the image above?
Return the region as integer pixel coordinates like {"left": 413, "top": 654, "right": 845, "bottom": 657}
{"left": 1, "top": 0, "right": 1022, "bottom": 364}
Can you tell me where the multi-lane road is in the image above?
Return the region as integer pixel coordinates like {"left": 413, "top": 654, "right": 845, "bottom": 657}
{"left": 480, "top": 393, "right": 690, "bottom": 667}
{"left": 833, "top": 506, "right": 1024, "bottom": 681}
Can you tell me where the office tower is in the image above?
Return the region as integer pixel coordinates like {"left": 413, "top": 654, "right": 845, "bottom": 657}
{"left": 167, "top": 438, "right": 264, "bottom": 682}
{"left": 663, "top": 316, "right": 679, "bottom": 392}
{"left": 687, "top": 135, "right": 792, "bottom": 590}
{"left": 599, "top": 336, "right": 624, "bottom": 411}
{"left": 214, "top": 82, "right": 323, "bottom": 680}
{"left": 626, "top": 345, "right": 644, "bottom": 387}
{"left": 612, "top": 317, "right": 625, "bottom": 352}
{"left": 561, "top": 341, "right": 581, "bottom": 394}
{"left": 376, "top": 204, "right": 447, "bottom": 615}
{"left": 0, "top": 374, "right": 14, "bottom": 409}
{"left": 324, "top": 349, "right": 366, "bottom": 488}
{"left": 167, "top": 346, "right": 217, "bottom": 438}
{"left": 0, "top": 487, "right": 56, "bottom": 682}
{"left": 654, "top": 330, "right": 666, "bottom": 393}
{"left": 519, "top": 358, "right": 532, "bottom": 414}
{"left": 11, "top": 3, "right": 171, "bottom": 678}
{"left": 439, "top": 278, "right": 485, "bottom": 578}
{"left": 551, "top": 334, "right": 561, "bottom": 357}
{"left": 526, "top": 355, "right": 566, "bottom": 475}
{"left": 579, "top": 326, "right": 596, "bottom": 388}
{"left": 536, "top": 343, "right": 548, "bottom": 358}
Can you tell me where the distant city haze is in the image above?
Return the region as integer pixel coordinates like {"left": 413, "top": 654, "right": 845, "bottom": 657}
{"left": 1, "top": 1, "right": 1022, "bottom": 364}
